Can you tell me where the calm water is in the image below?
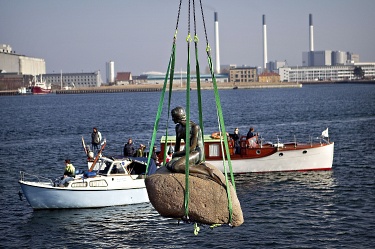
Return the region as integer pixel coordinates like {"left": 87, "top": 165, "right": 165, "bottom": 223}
{"left": 1, "top": 84, "right": 374, "bottom": 248}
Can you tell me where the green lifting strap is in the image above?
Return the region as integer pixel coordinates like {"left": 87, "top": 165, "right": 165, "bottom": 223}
{"left": 145, "top": 0, "right": 182, "bottom": 175}
{"left": 183, "top": 0, "right": 192, "bottom": 219}
{"left": 193, "top": 0, "right": 205, "bottom": 155}
{"left": 198, "top": 0, "right": 235, "bottom": 224}
{"left": 145, "top": 42, "right": 176, "bottom": 174}
{"left": 184, "top": 32, "right": 191, "bottom": 219}
{"left": 146, "top": 0, "right": 237, "bottom": 226}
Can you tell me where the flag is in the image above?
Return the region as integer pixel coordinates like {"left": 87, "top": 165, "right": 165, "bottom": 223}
{"left": 321, "top": 128, "right": 329, "bottom": 138}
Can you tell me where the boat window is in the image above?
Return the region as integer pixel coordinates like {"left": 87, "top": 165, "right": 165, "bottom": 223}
{"left": 209, "top": 144, "right": 220, "bottom": 157}
{"left": 256, "top": 150, "right": 261, "bottom": 155}
{"left": 279, "top": 153, "right": 283, "bottom": 157}
{"left": 89, "top": 180, "right": 108, "bottom": 187}
{"left": 303, "top": 150, "right": 307, "bottom": 154}
{"left": 71, "top": 182, "right": 88, "bottom": 188}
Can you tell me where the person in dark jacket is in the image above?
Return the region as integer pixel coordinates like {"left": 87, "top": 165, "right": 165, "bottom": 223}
{"left": 228, "top": 128, "right": 241, "bottom": 154}
{"left": 246, "top": 127, "right": 258, "bottom": 148}
{"left": 246, "top": 127, "right": 256, "bottom": 140}
{"left": 151, "top": 146, "right": 160, "bottom": 166}
{"left": 123, "top": 138, "right": 135, "bottom": 156}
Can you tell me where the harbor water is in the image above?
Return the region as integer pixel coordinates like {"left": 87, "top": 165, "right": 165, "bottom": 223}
{"left": 0, "top": 84, "right": 374, "bottom": 248}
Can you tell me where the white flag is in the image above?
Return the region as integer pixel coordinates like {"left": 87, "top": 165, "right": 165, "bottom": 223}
{"left": 321, "top": 128, "right": 329, "bottom": 137}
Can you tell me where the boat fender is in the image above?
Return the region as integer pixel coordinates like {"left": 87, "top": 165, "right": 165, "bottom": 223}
{"left": 88, "top": 151, "right": 94, "bottom": 159}
{"left": 211, "top": 132, "right": 224, "bottom": 139}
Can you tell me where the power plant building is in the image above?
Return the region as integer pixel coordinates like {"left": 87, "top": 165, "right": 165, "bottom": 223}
{"left": 303, "top": 50, "right": 359, "bottom": 67}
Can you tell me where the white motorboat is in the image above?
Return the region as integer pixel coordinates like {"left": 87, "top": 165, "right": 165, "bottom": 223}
{"left": 159, "top": 129, "right": 334, "bottom": 173}
{"left": 19, "top": 156, "right": 157, "bottom": 210}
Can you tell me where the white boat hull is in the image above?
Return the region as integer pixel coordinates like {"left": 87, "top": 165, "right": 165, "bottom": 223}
{"left": 19, "top": 179, "right": 149, "bottom": 209}
{"left": 208, "top": 142, "right": 334, "bottom": 173}
{"left": 19, "top": 156, "right": 157, "bottom": 210}
{"left": 160, "top": 134, "right": 334, "bottom": 174}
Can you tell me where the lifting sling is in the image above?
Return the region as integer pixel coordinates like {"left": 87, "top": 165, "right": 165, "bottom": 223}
{"left": 145, "top": 0, "right": 236, "bottom": 226}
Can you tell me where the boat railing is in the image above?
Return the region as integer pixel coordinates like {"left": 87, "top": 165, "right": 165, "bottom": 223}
{"left": 19, "top": 171, "right": 53, "bottom": 184}
{"left": 273, "top": 134, "right": 331, "bottom": 148}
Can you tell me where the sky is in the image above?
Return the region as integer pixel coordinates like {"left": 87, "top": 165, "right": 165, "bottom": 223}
{"left": 1, "top": 0, "right": 375, "bottom": 77}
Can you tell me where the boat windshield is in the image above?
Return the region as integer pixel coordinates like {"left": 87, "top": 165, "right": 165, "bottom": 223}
{"left": 98, "top": 161, "right": 112, "bottom": 175}
{"left": 110, "top": 163, "right": 126, "bottom": 174}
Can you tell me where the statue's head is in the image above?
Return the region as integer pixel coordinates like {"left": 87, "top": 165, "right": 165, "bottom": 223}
{"left": 171, "top": 106, "right": 186, "bottom": 123}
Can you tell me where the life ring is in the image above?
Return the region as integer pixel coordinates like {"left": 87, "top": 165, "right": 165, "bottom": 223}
{"left": 211, "top": 132, "right": 224, "bottom": 139}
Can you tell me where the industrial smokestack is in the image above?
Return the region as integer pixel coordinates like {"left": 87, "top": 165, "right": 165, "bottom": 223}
{"left": 263, "top": 14, "right": 268, "bottom": 72}
{"left": 309, "top": 14, "right": 314, "bottom": 51}
{"left": 214, "top": 12, "right": 220, "bottom": 74}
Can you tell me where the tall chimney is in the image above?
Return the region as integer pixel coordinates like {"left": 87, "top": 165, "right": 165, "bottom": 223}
{"left": 309, "top": 14, "right": 314, "bottom": 51}
{"left": 263, "top": 14, "right": 268, "bottom": 72}
{"left": 214, "top": 12, "right": 220, "bottom": 74}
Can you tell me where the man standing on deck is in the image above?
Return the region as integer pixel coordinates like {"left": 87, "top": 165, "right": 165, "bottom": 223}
{"left": 91, "top": 127, "right": 102, "bottom": 153}
{"left": 124, "top": 138, "right": 135, "bottom": 157}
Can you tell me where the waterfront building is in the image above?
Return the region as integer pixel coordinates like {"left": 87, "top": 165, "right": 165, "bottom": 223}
{"left": 116, "top": 72, "right": 132, "bottom": 85}
{"left": 229, "top": 67, "right": 257, "bottom": 83}
{"left": 133, "top": 71, "right": 228, "bottom": 85}
{"left": 258, "top": 71, "right": 280, "bottom": 83}
{"left": 266, "top": 60, "right": 286, "bottom": 73}
{"left": 302, "top": 50, "right": 360, "bottom": 67}
{"left": 0, "top": 44, "right": 46, "bottom": 75}
{"left": 43, "top": 71, "right": 103, "bottom": 88}
{"left": 279, "top": 63, "right": 375, "bottom": 82}
{"left": 106, "top": 61, "right": 115, "bottom": 84}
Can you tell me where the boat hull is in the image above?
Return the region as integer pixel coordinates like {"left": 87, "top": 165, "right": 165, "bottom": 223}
{"left": 19, "top": 179, "right": 149, "bottom": 209}
{"left": 31, "top": 86, "right": 52, "bottom": 94}
{"left": 160, "top": 135, "right": 334, "bottom": 173}
{"left": 209, "top": 142, "right": 334, "bottom": 173}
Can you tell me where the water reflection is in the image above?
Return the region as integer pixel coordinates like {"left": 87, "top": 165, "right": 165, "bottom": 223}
{"left": 235, "top": 170, "right": 336, "bottom": 190}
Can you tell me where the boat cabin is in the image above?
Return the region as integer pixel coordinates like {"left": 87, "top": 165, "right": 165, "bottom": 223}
{"left": 90, "top": 156, "right": 156, "bottom": 176}
{"left": 159, "top": 134, "right": 327, "bottom": 162}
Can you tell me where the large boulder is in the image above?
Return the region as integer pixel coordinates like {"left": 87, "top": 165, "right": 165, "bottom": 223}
{"left": 145, "top": 163, "right": 244, "bottom": 227}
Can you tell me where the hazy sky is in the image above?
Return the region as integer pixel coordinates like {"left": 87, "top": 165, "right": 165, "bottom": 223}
{"left": 1, "top": 0, "right": 375, "bottom": 77}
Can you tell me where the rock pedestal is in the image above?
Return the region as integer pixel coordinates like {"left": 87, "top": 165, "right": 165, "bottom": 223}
{"left": 145, "top": 164, "right": 244, "bottom": 227}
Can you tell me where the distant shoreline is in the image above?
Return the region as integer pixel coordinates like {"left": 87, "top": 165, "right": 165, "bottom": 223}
{"left": 1, "top": 80, "right": 374, "bottom": 96}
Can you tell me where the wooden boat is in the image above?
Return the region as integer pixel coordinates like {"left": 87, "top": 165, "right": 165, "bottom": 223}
{"left": 159, "top": 129, "right": 334, "bottom": 173}
{"left": 19, "top": 156, "right": 157, "bottom": 210}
